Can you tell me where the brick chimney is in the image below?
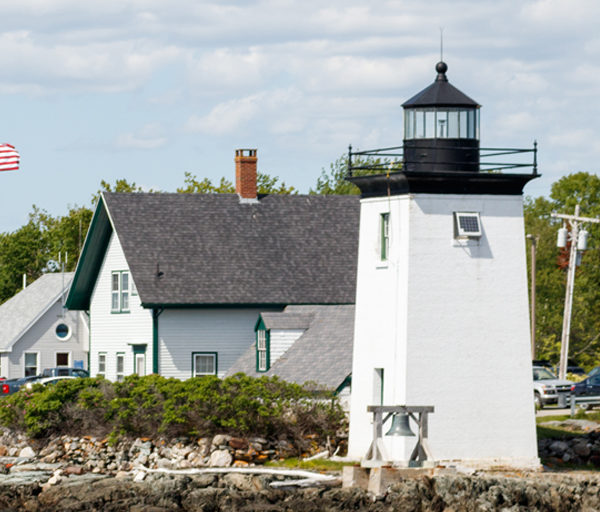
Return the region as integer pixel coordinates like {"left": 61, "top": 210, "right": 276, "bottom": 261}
{"left": 235, "top": 149, "right": 258, "bottom": 200}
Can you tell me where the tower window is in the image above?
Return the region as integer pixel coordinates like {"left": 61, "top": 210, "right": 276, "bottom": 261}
{"left": 380, "top": 213, "right": 390, "bottom": 261}
{"left": 454, "top": 212, "right": 482, "bottom": 238}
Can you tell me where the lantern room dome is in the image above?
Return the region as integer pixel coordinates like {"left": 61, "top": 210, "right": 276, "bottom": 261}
{"left": 402, "top": 61, "right": 479, "bottom": 108}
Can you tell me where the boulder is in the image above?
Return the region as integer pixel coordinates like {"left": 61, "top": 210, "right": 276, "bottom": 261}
{"left": 18, "top": 446, "right": 35, "bottom": 458}
{"left": 209, "top": 449, "right": 232, "bottom": 467}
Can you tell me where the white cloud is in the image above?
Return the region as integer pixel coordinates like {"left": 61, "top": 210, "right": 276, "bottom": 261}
{"left": 186, "top": 95, "right": 261, "bottom": 135}
{"left": 116, "top": 123, "right": 167, "bottom": 150}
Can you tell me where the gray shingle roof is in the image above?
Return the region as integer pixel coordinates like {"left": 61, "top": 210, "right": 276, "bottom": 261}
{"left": 226, "top": 304, "right": 354, "bottom": 390}
{"left": 0, "top": 273, "right": 73, "bottom": 351}
{"left": 261, "top": 312, "right": 314, "bottom": 330}
{"left": 103, "top": 193, "right": 359, "bottom": 306}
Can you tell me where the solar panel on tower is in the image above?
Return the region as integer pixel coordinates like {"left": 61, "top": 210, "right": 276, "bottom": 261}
{"left": 0, "top": 144, "right": 19, "bottom": 171}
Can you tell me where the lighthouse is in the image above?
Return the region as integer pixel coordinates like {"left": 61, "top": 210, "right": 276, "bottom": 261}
{"left": 346, "top": 61, "right": 539, "bottom": 468}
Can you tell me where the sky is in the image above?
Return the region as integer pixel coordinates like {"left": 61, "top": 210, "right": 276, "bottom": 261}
{"left": 0, "top": 0, "right": 598, "bottom": 233}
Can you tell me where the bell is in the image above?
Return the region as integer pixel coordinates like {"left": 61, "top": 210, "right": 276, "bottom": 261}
{"left": 385, "top": 413, "right": 415, "bottom": 437}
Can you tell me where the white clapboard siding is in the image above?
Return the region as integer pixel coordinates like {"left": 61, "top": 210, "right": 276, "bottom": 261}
{"left": 7, "top": 301, "right": 88, "bottom": 379}
{"left": 269, "top": 329, "right": 305, "bottom": 365}
{"left": 159, "top": 308, "right": 277, "bottom": 379}
{"left": 89, "top": 232, "right": 152, "bottom": 380}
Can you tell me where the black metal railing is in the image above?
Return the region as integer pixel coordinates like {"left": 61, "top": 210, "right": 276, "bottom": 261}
{"left": 347, "top": 142, "right": 538, "bottom": 177}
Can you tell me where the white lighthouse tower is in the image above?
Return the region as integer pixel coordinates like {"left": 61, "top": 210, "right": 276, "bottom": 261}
{"left": 347, "top": 61, "right": 539, "bottom": 468}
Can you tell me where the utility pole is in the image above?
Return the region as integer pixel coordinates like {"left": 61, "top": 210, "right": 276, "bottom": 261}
{"left": 526, "top": 234, "right": 538, "bottom": 360}
{"left": 552, "top": 205, "right": 600, "bottom": 379}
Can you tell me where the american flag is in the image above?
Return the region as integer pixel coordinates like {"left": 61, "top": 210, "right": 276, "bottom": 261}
{"left": 0, "top": 144, "right": 19, "bottom": 171}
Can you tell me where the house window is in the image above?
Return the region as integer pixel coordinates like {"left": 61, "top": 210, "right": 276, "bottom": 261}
{"left": 380, "top": 213, "right": 390, "bottom": 261}
{"left": 56, "top": 353, "right": 69, "bottom": 367}
{"left": 55, "top": 323, "right": 71, "bottom": 340}
{"left": 116, "top": 353, "right": 125, "bottom": 382}
{"left": 454, "top": 212, "right": 482, "bottom": 238}
{"left": 24, "top": 352, "right": 38, "bottom": 377}
{"left": 111, "top": 271, "right": 130, "bottom": 313}
{"left": 98, "top": 353, "right": 106, "bottom": 378}
{"left": 256, "top": 329, "right": 269, "bottom": 372}
{"left": 193, "top": 353, "right": 217, "bottom": 376}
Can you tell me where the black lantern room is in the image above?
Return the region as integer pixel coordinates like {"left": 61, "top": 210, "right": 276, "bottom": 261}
{"left": 402, "top": 61, "right": 480, "bottom": 173}
{"left": 345, "top": 60, "right": 538, "bottom": 197}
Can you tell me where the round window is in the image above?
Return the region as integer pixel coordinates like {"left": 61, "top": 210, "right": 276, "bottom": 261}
{"left": 55, "top": 323, "right": 71, "bottom": 340}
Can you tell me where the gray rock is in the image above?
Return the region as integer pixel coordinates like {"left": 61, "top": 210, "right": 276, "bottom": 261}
{"left": 574, "top": 442, "right": 591, "bottom": 457}
{"left": 222, "top": 473, "right": 263, "bottom": 491}
{"left": 212, "top": 434, "right": 231, "bottom": 448}
{"left": 209, "top": 449, "right": 232, "bottom": 467}
{"left": 156, "top": 458, "right": 173, "bottom": 470}
{"left": 549, "top": 440, "right": 569, "bottom": 455}
{"left": 18, "top": 446, "right": 35, "bottom": 458}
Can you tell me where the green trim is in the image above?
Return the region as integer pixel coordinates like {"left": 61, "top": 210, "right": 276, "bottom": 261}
{"left": 66, "top": 196, "right": 113, "bottom": 310}
{"left": 334, "top": 374, "right": 352, "bottom": 396}
{"left": 255, "top": 323, "right": 270, "bottom": 373}
{"left": 110, "top": 270, "right": 131, "bottom": 313}
{"left": 152, "top": 308, "right": 163, "bottom": 374}
{"left": 87, "top": 311, "right": 91, "bottom": 372}
{"left": 141, "top": 303, "right": 292, "bottom": 310}
{"left": 191, "top": 352, "right": 218, "bottom": 377}
{"left": 132, "top": 345, "right": 146, "bottom": 374}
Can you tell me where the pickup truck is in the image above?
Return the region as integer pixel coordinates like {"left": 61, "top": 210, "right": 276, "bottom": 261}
{"left": 533, "top": 366, "right": 573, "bottom": 409}
{"left": 1, "top": 376, "right": 42, "bottom": 396}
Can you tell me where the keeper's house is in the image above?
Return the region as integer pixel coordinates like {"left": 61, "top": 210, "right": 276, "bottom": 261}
{"left": 66, "top": 150, "right": 359, "bottom": 381}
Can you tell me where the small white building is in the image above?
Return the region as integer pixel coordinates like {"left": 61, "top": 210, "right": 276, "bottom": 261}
{"left": 0, "top": 272, "right": 88, "bottom": 378}
{"left": 65, "top": 150, "right": 359, "bottom": 381}
{"left": 347, "top": 62, "right": 539, "bottom": 468}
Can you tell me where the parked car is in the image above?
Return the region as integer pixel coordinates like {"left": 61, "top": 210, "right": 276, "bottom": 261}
{"left": 587, "top": 367, "right": 600, "bottom": 379}
{"left": 24, "top": 376, "right": 78, "bottom": 390}
{"left": 1, "top": 375, "right": 42, "bottom": 396}
{"left": 41, "top": 367, "right": 89, "bottom": 378}
{"left": 570, "top": 374, "right": 600, "bottom": 410}
{"left": 533, "top": 366, "right": 573, "bottom": 409}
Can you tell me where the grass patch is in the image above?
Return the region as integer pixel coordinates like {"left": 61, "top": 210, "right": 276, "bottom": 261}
{"left": 536, "top": 414, "right": 570, "bottom": 424}
{"left": 536, "top": 425, "right": 586, "bottom": 440}
{"left": 264, "top": 457, "right": 351, "bottom": 472}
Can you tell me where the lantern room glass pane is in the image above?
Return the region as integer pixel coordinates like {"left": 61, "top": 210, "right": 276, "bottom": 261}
{"left": 436, "top": 111, "right": 448, "bottom": 137}
{"left": 467, "top": 110, "right": 476, "bottom": 138}
{"left": 425, "top": 111, "right": 435, "bottom": 138}
{"left": 448, "top": 111, "right": 459, "bottom": 138}
{"left": 459, "top": 111, "right": 467, "bottom": 138}
{"left": 417, "top": 111, "right": 426, "bottom": 138}
{"left": 404, "top": 110, "right": 413, "bottom": 139}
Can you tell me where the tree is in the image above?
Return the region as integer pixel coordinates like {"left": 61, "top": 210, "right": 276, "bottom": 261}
{"left": 0, "top": 204, "right": 94, "bottom": 304}
{"left": 524, "top": 172, "right": 600, "bottom": 368}
{"left": 92, "top": 178, "right": 150, "bottom": 204}
{"left": 310, "top": 155, "right": 360, "bottom": 195}
{"left": 177, "top": 172, "right": 296, "bottom": 195}
{"left": 310, "top": 153, "right": 400, "bottom": 195}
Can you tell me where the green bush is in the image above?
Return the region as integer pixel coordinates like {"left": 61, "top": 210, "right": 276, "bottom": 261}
{"left": 0, "top": 374, "right": 345, "bottom": 453}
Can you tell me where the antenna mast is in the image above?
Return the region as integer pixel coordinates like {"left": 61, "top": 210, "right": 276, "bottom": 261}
{"left": 440, "top": 27, "right": 444, "bottom": 61}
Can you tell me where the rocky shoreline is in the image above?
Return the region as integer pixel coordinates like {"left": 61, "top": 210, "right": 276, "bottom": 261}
{"left": 3, "top": 423, "right": 600, "bottom": 510}
{"left": 0, "top": 427, "right": 326, "bottom": 475}
{"left": 1, "top": 469, "right": 600, "bottom": 511}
